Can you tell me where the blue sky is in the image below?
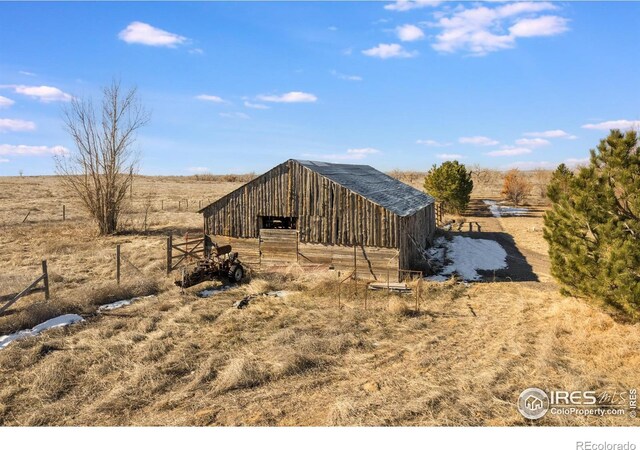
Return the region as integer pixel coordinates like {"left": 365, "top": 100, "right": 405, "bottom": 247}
{"left": 0, "top": 1, "right": 639, "bottom": 176}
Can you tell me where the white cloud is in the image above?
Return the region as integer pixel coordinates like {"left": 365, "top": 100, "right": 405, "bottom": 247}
{"left": 0, "top": 119, "right": 36, "bottom": 133}
{"left": 1, "top": 85, "right": 72, "bottom": 102}
{"left": 0, "top": 157, "right": 8, "bottom": 163}
{"left": 509, "top": 15, "right": 569, "bottom": 37}
{"left": 515, "top": 138, "right": 550, "bottom": 147}
{"left": 564, "top": 157, "right": 589, "bottom": 167}
{"left": 459, "top": 136, "right": 499, "bottom": 146}
{"left": 362, "top": 43, "right": 417, "bottom": 59}
{"left": 118, "top": 21, "right": 188, "bottom": 47}
{"left": 524, "top": 129, "right": 577, "bottom": 139}
{"left": 385, "top": 0, "right": 442, "bottom": 12}
{"left": 330, "top": 70, "right": 363, "bottom": 81}
{"left": 397, "top": 24, "right": 425, "bottom": 42}
{"left": 436, "top": 153, "right": 464, "bottom": 160}
{"left": 189, "top": 48, "right": 204, "bottom": 55}
{"left": 244, "top": 101, "right": 269, "bottom": 110}
{"left": 302, "top": 147, "right": 381, "bottom": 162}
{"left": 0, "top": 144, "right": 68, "bottom": 156}
{"left": 187, "top": 166, "right": 209, "bottom": 174}
{"left": 430, "top": 2, "right": 569, "bottom": 56}
{"left": 19, "top": 70, "right": 36, "bottom": 76}
{"left": 0, "top": 96, "right": 14, "bottom": 108}
{"left": 196, "top": 94, "right": 226, "bottom": 103}
{"left": 257, "top": 91, "right": 317, "bottom": 103}
{"left": 581, "top": 119, "right": 640, "bottom": 130}
{"left": 486, "top": 147, "right": 532, "bottom": 157}
{"left": 416, "top": 139, "right": 451, "bottom": 147}
{"left": 328, "top": 26, "right": 338, "bottom": 31}
{"left": 219, "top": 112, "right": 250, "bottom": 119}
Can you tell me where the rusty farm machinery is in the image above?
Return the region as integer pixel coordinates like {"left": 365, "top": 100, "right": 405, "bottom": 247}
{"left": 175, "top": 235, "right": 245, "bottom": 289}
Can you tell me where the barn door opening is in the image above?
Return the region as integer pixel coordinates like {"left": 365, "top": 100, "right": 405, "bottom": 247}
{"left": 258, "top": 216, "right": 297, "bottom": 230}
{"left": 259, "top": 229, "right": 299, "bottom": 265}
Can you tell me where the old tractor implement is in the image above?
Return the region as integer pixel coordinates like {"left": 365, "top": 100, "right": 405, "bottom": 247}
{"left": 175, "top": 235, "right": 245, "bottom": 289}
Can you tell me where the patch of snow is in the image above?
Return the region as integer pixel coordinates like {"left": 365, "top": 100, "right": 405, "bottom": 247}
{"left": 483, "top": 200, "right": 529, "bottom": 217}
{"left": 198, "top": 285, "right": 235, "bottom": 297}
{"left": 265, "top": 290, "right": 288, "bottom": 297}
{"left": 98, "top": 295, "right": 156, "bottom": 312}
{"left": 0, "top": 314, "right": 84, "bottom": 350}
{"left": 425, "top": 235, "right": 508, "bottom": 281}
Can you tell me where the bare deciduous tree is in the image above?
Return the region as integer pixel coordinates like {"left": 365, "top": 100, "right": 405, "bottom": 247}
{"left": 55, "top": 80, "right": 150, "bottom": 235}
{"left": 501, "top": 169, "right": 531, "bottom": 206}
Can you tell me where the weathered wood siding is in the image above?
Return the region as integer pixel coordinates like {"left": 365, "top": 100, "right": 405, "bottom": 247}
{"left": 259, "top": 229, "right": 298, "bottom": 264}
{"left": 208, "top": 234, "right": 399, "bottom": 281}
{"left": 398, "top": 204, "right": 435, "bottom": 272}
{"left": 202, "top": 160, "right": 400, "bottom": 248}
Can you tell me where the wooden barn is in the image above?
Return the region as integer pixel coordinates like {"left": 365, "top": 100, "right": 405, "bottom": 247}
{"left": 199, "top": 159, "right": 435, "bottom": 281}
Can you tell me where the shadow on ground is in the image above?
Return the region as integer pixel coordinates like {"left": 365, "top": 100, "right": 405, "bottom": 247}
{"left": 453, "top": 230, "right": 539, "bottom": 282}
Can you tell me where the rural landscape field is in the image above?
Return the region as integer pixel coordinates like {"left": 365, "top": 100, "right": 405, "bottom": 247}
{"left": 1, "top": 170, "right": 638, "bottom": 426}
{"left": 1, "top": 1, "right": 639, "bottom": 439}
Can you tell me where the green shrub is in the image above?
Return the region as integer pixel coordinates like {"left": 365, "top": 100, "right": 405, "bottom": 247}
{"left": 423, "top": 161, "right": 473, "bottom": 214}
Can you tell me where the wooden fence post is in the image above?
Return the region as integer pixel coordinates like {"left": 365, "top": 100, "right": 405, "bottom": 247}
{"left": 178, "top": 201, "right": 181, "bottom": 211}
{"left": 166, "top": 235, "right": 172, "bottom": 275}
{"left": 353, "top": 245, "right": 358, "bottom": 299}
{"left": 41, "top": 260, "right": 50, "bottom": 300}
{"left": 116, "top": 244, "right": 121, "bottom": 285}
{"left": 161, "top": 200, "right": 164, "bottom": 211}
{"left": 62, "top": 204, "right": 66, "bottom": 221}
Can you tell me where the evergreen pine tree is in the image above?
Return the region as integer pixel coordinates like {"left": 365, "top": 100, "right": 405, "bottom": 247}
{"left": 546, "top": 163, "right": 573, "bottom": 203}
{"left": 544, "top": 130, "right": 640, "bottom": 319}
{"left": 423, "top": 161, "right": 473, "bottom": 214}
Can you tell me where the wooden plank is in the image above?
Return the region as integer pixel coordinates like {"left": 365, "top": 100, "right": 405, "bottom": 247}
{"left": 0, "top": 273, "right": 46, "bottom": 314}
{"left": 260, "top": 229, "right": 298, "bottom": 263}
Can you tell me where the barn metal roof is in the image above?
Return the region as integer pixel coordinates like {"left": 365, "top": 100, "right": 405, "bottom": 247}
{"left": 294, "top": 160, "right": 434, "bottom": 217}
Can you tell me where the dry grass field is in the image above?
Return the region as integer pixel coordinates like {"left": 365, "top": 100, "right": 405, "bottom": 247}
{"left": 0, "top": 172, "right": 638, "bottom": 426}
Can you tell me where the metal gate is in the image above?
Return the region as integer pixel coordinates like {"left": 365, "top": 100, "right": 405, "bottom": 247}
{"left": 259, "top": 229, "right": 298, "bottom": 264}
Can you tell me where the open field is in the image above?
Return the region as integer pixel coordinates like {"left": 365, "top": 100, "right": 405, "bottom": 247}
{"left": 0, "top": 173, "right": 638, "bottom": 426}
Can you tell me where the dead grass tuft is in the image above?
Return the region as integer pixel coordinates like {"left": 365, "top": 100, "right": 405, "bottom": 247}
{"left": 327, "top": 399, "right": 360, "bottom": 426}
{"left": 272, "top": 350, "right": 326, "bottom": 378}
{"left": 213, "top": 354, "right": 269, "bottom": 394}
{"left": 31, "top": 353, "right": 83, "bottom": 402}
{"left": 84, "top": 279, "right": 160, "bottom": 307}
{"left": 387, "top": 296, "right": 411, "bottom": 316}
